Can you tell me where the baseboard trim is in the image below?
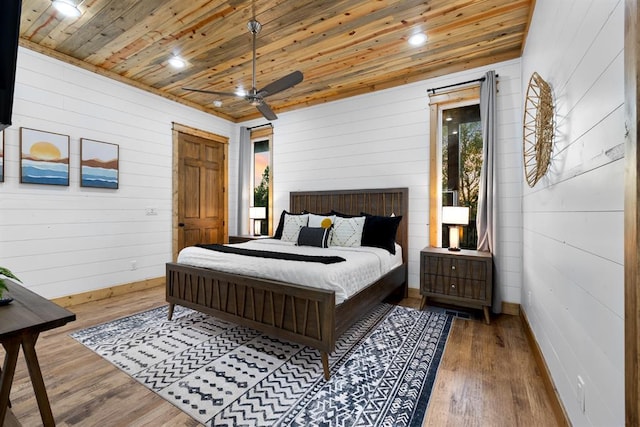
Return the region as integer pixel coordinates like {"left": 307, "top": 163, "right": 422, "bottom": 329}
{"left": 501, "top": 301, "right": 520, "bottom": 316}
{"left": 408, "top": 287, "right": 421, "bottom": 300}
{"left": 51, "top": 277, "right": 164, "bottom": 308}
{"left": 520, "top": 309, "right": 571, "bottom": 427}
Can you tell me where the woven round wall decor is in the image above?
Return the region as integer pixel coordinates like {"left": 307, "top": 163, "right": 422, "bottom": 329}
{"left": 523, "top": 72, "right": 554, "bottom": 187}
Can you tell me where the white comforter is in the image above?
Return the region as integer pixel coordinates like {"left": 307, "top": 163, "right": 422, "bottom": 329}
{"left": 176, "top": 239, "right": 403, "bottom": 305}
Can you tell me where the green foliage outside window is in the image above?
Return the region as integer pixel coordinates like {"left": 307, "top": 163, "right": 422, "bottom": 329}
{"left": 458, "top": 122, "right": 482, "bottom": 218}
{"left": 254, "top": 165, "right": 269, "bottom": 234}
{"left": 254, "top": 165, "right": 269, "bottom": 208}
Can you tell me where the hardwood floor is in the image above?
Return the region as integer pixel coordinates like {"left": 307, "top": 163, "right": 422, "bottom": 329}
{"left": 4, "top": 285, "right": 561, "bottom": 426}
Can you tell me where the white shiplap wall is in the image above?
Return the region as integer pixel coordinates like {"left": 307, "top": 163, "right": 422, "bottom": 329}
{"left": 259, "top": 59, "right": 524, "bottom": 303}
{"left": 3, "top": 47, "right": 523, "bottom": 307}
{"left": 521, "top": 0, "right": 624, "bottom": 425}
{"left": 0, "top": 47, "right": 236, "bottom": 299}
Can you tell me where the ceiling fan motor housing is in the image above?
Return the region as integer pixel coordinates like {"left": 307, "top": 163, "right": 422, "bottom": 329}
{"left": 248, "top": 20, "right": 262, "bottom": 35}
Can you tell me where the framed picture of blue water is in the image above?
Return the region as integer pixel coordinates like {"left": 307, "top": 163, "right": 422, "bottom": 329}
{"left": 20, "top": 128, "right": 69, "bottom": 186}
{"left": 80, "top": 138, "right": 119, "bottom": 189}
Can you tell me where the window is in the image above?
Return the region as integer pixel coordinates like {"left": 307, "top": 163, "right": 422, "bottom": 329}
{"left": 429, "top": 86, "right": 481, "bottom": 249}
{"left": 250, "top": 127, "right": 273, "bottom": 235}
{"left": 440, "top": 104, "right": 481, "bottom": 249}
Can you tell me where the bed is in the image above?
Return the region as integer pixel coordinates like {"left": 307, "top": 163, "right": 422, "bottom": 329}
{"left": 166, "top": 187, "right": 408, "bottom": 379}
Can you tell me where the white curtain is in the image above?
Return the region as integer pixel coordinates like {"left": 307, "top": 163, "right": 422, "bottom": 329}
{"left": 237, "top": 126, "right": 251, "bottom": 235}
{"left": 476, "top": 70, "right": 499, "bottom": 310}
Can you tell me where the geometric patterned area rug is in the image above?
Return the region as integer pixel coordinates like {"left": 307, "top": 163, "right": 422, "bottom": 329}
{"left": 71, "top": 303, "right": 452, "bottom": 427}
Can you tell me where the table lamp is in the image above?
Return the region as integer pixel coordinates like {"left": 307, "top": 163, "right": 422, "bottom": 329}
{"left": 249, "top": 206, "right": 267, "bottom": 236}
{"left": 442, "top": 206, "right": 469, "bottom": 251}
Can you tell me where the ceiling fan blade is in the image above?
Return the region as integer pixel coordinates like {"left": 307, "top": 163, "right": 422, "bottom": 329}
{"left": 257, "top": 71, "right": 303, "bottom": 98}
{"left": 182, "top": 87, "right": 238, "bottom": 97}
{"left": 256, "top": 102, "right": 278, "bottom": 120}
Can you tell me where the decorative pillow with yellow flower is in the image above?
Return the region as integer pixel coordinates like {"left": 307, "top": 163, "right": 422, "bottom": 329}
{"left": 308, "top": 213, "right": 335, "bottom": 229}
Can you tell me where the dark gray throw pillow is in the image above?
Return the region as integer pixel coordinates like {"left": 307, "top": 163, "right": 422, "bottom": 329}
{"left": 297, "top": 226, "right": 331, "bottom": 248}
{"left": 360, "top": 214, "right": 402, "bottom": 254}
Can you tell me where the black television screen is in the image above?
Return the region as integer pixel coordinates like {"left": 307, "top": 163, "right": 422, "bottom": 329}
{"left": 0, "top": 0, "right": 22, "bottom": 131}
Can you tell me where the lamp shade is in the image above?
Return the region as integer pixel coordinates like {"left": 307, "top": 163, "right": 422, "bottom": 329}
{"left": 249, "top": 206, "right": 266, "bottom": 220}
{"left": 442, "top": 206, "right": 469, "bottom": 225}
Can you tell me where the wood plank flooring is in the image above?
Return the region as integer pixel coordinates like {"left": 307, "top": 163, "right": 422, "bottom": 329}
{"left": 3, "top": 286, "right": 561, "bottom": 426}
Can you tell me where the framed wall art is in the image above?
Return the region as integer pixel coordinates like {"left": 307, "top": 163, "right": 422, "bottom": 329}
{"left": 80, "top": 138, "right": 119, "bottom": 189}
{"left": 523, "top": 71, "right": 554, "bottom": 187}
{"left": 20, "top": 127, "right": 69, "bottom": 186}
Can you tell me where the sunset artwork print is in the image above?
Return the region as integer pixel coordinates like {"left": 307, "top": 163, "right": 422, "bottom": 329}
{"left": 80, "top": 139, "right": 119, "bottom": 189}
{"left": 20, "top": 128, "right": 70, "bottom": 186}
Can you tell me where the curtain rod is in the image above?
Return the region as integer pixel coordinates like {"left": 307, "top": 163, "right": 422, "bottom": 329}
{"left": 427, "top": 74, "right": 499, "bottom": 94}
{"left": 247, "top": 123, "right": 273, "bottom": 130}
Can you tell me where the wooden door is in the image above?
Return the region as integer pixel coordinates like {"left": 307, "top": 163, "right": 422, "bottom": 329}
{"left": 177, "top": 131, "right": 226, "bottom": 252}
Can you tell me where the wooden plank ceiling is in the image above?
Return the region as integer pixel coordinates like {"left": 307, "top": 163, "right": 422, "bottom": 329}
{"left": 19, "top": 0, "right": 534, "bottom": 122}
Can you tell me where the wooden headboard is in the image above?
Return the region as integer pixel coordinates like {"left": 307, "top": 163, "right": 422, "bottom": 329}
{"left": 289, "top": 188, "right": 409, "bottom": 264}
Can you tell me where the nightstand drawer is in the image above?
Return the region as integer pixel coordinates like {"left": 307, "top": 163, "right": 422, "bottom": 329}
{"left": 423, "top": 256, "right": 487, "bottom": 280}
{"left": 422, "top": 274, "right": 487, "bottom": 301}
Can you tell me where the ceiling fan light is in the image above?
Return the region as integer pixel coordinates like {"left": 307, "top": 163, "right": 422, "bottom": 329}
{"left": 52, "top": 0, "right": 81, "bottom": 17}
{"left": 168, "top": 56, "right": 186, "bottom": 68}
{"left": 408, "top": 33, "right": 427, "bottom": 46}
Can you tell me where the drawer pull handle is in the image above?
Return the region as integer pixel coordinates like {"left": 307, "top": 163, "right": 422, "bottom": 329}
{"left": 451, "top": 265, "right": 456, "bottom": 270}
{"left": 451, "top": 283, "right": 456, "bottom": 289}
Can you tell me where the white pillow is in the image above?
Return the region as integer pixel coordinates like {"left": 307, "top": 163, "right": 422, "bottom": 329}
{"left": 330, "top": 216, "right": 365, "bottom": 247}
{"left": 308, "top": 213, "right": 336, "bottom": 229}
{"left": 281, "top": 213, "right": 309, "bottom": 242}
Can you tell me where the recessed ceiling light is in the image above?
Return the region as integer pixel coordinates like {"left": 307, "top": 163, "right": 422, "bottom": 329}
{"left": 408, "top": 33, "right": 427, "bottom": 46}
{"left": 52, "top": 0, "right": 81, "bottom": 17}
{"left": 168, "top": 56, "right": 186, "bottom": 68}
{"left": 213, "top": 100, "right": 223, "bottom": 107}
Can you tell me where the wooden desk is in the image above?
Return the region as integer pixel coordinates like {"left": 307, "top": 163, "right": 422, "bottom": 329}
{"left": 0, "top": 283, "right": 75, "bottom": 426}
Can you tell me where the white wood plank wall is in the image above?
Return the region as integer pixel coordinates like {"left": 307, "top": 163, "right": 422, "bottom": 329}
{"left": 3, "top": 48, "right": 525, "bottom": 324}
{"left": 0, "top": 48, "right": 235, "bottom": 299}
{"left": 261, "top": 59, "right": 524, "bottom": 307}
{"left": 521, "top": 0, "right": 624, "bottom": 425}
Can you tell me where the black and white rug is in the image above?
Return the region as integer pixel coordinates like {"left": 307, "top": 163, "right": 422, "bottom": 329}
{"left": 71, "top": 303, "right": 452, "bottom": 426}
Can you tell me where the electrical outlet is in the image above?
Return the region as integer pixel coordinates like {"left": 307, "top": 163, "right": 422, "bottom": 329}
{"left": 131, "top": 260, "right": 137, "bottom": 271}
{"left": 145, "top": 207, "right": 158, "bottom": 216}
{"left": 577, "top": 375, "right": 586, "bottom": 413}
{"left": 527, "top": 291, "right": 532, "bottom": 307}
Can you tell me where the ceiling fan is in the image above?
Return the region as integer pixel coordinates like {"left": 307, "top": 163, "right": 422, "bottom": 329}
{"left": 183, "top": 19, "right": 303, "bottom": 120}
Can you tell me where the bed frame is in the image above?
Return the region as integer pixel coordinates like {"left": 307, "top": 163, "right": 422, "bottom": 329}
{"left": 166, "top": 187, "right": 408, "bottom": 379}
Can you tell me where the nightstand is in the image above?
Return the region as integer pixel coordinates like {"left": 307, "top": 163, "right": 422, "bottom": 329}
{"left": 228, "top": 235, "right": 271, "bottom": 244}
{"left": 420, "top": 246, "right": 493, "bottom": 324}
